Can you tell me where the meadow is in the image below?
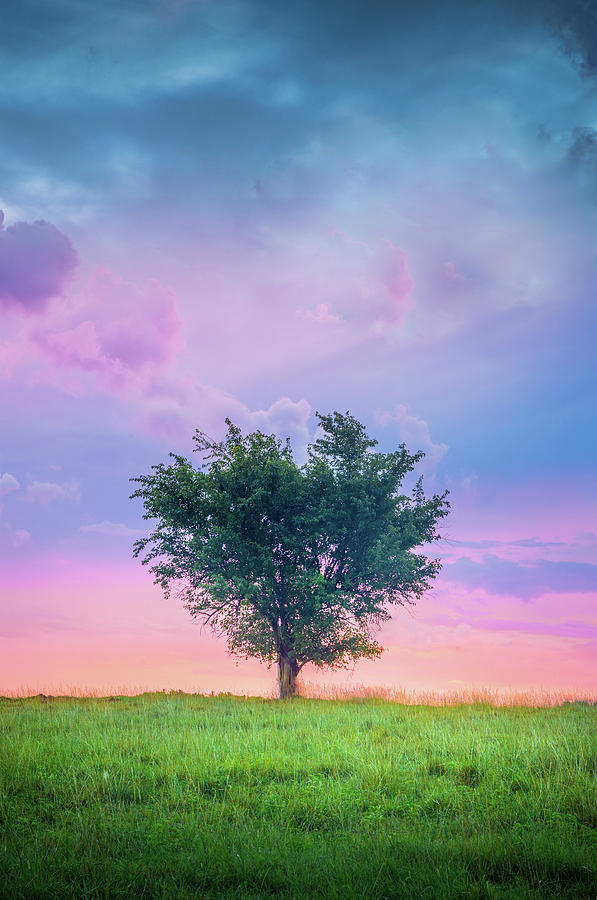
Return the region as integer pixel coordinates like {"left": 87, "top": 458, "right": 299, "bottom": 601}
{"left": 0, "top": 692, "right": 595, "bottom": 899}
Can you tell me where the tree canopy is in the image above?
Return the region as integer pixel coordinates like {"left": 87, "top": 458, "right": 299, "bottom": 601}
{"left": 130, "top": 411, "right": 450, "bottom": 697}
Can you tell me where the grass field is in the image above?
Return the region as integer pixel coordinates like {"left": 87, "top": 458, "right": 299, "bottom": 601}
{"left": 1, "top": 693, "right": 596, "bottom": 899}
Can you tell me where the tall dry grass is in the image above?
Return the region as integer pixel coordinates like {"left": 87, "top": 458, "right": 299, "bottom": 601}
{"left": 3, "top": 681, "right": 595, "bottom": 706}
{"left": 297, "top": 681, "right": 597, "bottom": 707}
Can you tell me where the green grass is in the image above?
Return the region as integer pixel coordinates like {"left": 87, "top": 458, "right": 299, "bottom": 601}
{"left": 1, "top": 693, "right": 595, "bottom": 898}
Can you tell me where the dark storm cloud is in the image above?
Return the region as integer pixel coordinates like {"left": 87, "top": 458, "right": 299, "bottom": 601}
{"left": 445, "top": 555, "right": 597, "bottom": 601}
{"left": 0, "top": 0, "right": 572, "bottom": 222}
{"left": 546, "top": 0, "right": 597, "bottom": 76}
{"left": 0, "top": 215, "right": 78, "bottom": 314}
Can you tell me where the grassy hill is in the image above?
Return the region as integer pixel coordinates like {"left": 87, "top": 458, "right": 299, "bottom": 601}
{"left": 1, "top": 693, "right": 595, "bottom": 898}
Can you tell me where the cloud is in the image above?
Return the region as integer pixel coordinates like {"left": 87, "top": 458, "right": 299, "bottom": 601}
{"left": 444, "top": 554, "right": 597, "bottom": 600}
{"left": 423, "top": 610, "right": 597, "bottom": 644}
{"left": 0, "top": 476, "right": 29, "bottom": 548}
{"left": 442, "top": 536, "right": 583, "bottom": 559}
{"left": 297, "top": 303, "right": 342, "bottom": 324}
{"left": 0, "top": 472, "right": 19, "bottom": 497}
{"left": 10, "top": 528, "right": 30, "bottom": 547}
{"left": 444, "top": 538, "right": 497, "bottom": 550}
{"left": 326, "top": 230, "right": 415, "bottom": 331}
{"left": 0, "top": 338, "right": 25, "bottom": 377}
{"left": 468, "top": 617, "right": 597, "bottom": 643}
{"left": 443, "top": 261, "right": 469, "bottom": 284}
{"left": 376, "top": 242, "right": 414, "bottom": 326}
{"left": 80, "top": 520, "right": 141, "bottom": 537}
{"left": 0, "top": 214, "right": 78, "bottom": 314}
{"left": 245, "top": 395, "right": 312, "bottom": 461}
{"left": 510, "top": 537, "right": 567, "bottom": 549}
{"left": 25, "top": 479, "right": 80, "bottom": 504}
{"left": 568, "top": 126, "right": 597, "bottom": 164}
{"left": 460, "top": 473, "right": 478, "bottom": 490}
{"left": 375, "top": 403, "right": 448, "bottom": 467}
{"left": 32, "top": 266, "right": 182, "bottom": 389}
{"left": 0, "top": 519, "right": 31, "bottom": 548}
{"left": 547, "top": 0, "right": 597, "bottom": 77}
{"left": 135, "top": 374, "right": 313, "bottom": 462}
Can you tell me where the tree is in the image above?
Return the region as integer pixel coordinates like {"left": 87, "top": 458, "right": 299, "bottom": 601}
{"left": 130, "top": 411, "right": 450, "bottom": 698}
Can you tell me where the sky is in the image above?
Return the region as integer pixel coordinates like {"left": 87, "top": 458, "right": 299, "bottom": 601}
{"left": 1, "top": 0, "right": 596, "bottom": 697}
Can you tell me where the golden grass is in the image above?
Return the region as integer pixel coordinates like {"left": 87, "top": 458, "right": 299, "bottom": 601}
{"left": 3, "top": 681, "right": 595, "bottom": 707}
{"left": 298, "top": 681, "right": 597, "bottom": 706}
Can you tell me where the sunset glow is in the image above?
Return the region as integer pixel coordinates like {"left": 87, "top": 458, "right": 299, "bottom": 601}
{"left": 1, "top": 0, "right": 596, "bottom": 698}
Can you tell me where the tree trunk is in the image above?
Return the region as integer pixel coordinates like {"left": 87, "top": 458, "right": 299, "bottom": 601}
{"left": 277, "top": 652, "right": 299, "bottom": 699}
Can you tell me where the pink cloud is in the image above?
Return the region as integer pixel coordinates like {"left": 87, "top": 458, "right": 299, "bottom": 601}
{"left": 377, "top": 242, "right": 415, "bottom": 324}
{"left": 416, "top": 582, "right": 597, "bottom": 658}
{"left": 25, "top": 480, "right": 80, "bottom": 504}
{"left": 0, "top": 213, "right": 78, "bottom": 314}
{"left": 89, "top": 267, "right": 181, "bottom": 368}
{"left": 443, "top": 261, "right": 469, "bottom": 283}
{"left": 326, "top": 230, "right": 415, "bottom": 329}
{"left": 37, "top": 320, "right": 104, "bottom": 373}
{"left": 297, "top": 302, "right": 342, "bottom": 324}
{"left": 0, "top": 339, "right": 25, "bottom": 377}
{"left": 33, "top": 266, "right": 182, "bottom": 389}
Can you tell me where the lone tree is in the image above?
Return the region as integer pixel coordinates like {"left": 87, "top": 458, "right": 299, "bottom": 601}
{"left": 130, "top": 411, "right": 449, "bottom": 698}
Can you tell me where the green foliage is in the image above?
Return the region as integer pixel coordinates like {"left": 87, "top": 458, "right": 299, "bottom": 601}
{"left": 130, "top": 412, "right": 449, "bottom": 686}
{"left": 1, "top": 695, "right": 595, "bottom": 898}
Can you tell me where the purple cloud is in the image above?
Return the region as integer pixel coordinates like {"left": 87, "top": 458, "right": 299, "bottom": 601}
{"left": 80, "top": 521, "right": 141, "bottom": 537}
{"left": 33, "top": 267, "right": 182, "bottom": 388}
{"left": 0, "top": 214, "right": 78, "bottom": 314}
{"left": 25, "top": 480, "right": 80, "bottom": 504}
{"left": 10, "top": 529, "right": 30, "bottom": 547}
{"left": 444, "top": 554, "right": 597, "bottom": 600}
{"left": 292, "top": 229, "right": 415, "bottom": 334}
{"left": 0, "top": 472, "right": 19, "bottom": 498}
{"left": 296, "top": 303, "right": 343, "bottom": 324}
{"left": 0, "top": 520, "right": 31, "bottom": 548}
